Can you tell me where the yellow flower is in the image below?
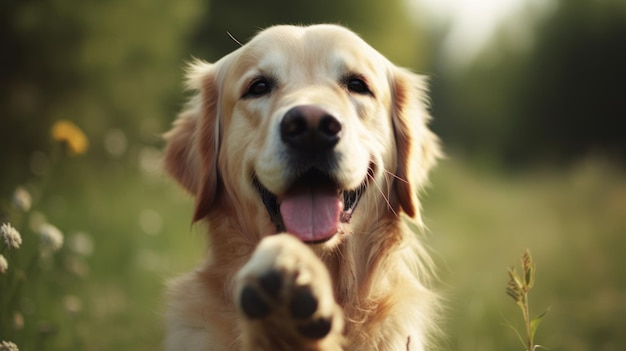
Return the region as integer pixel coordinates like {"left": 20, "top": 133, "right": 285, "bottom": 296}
{"left": 51, "top": 120, "right": 89, "bottom": 155}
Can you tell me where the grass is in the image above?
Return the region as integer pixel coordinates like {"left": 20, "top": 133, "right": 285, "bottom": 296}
{"left": 1, "top": 147, "right": 625, "bottom": 350}
{"left": 424, "top": 156, "right": 626, "bottom": 351}
{"left": 0, "top": 141, "right": 201, "bottom": 351}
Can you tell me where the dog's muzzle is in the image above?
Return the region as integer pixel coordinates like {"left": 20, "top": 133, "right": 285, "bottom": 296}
{"left": 254, "top": 105, "right": 369, "bottom": 243}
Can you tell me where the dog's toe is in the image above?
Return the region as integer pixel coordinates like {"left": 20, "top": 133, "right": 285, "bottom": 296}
{"left": 297, "top": 317, "right": 333, "bottom": 339}
{"left": 240, "top": 284, "right": 271, "bottom": 319}
{"left": 258, "top": 268, "right": 283, "bottom": 299}
{"left": 290, "top": 286, "right": 318, "bottom": 319}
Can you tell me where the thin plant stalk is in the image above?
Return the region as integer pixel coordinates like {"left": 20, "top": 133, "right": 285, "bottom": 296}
{"left": 505, "top": 250, "right": 549, "bottom": 351}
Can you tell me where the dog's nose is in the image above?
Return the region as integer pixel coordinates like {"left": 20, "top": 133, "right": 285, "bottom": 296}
{"left": 280, "top": 106, "right": 342, "bottom": 151}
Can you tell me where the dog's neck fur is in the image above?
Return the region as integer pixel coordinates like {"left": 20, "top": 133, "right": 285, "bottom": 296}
{"left": 201, "top": 189, "right": 407, "bottom": 288}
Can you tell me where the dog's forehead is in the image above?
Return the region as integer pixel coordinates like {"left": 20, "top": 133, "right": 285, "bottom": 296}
{"left": 239, "top": 25, "right": 387, "bottom": 76}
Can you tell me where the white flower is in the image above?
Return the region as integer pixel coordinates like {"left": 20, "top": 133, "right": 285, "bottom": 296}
{"left": 0, "top": 255, "right": 7, "bottom": 274}
{"left": 0, "top": 340, "right": 19, "bottom": 351}
{"left": 12, "top": 187, "right": 32, "bottom": 212}
{"left": 69, "top": 232, "right": 94, "bottom": 256}
{"left": 39, "top": 223, "right": 64, "bottom": 253}
{"left": 1, "top": 223, "right": 22, "bottom": 250}
{"left": 63, "top": 295, "right": 83, "bottom": 315}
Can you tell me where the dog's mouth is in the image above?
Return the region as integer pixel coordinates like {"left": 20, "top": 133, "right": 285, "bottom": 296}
{"left": 254, "top": 169, "right": 370, "bottom": 244}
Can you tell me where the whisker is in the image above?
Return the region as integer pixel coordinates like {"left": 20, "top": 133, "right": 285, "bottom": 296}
{"left": 383, "top": 169, "right": 409, "bottom": 184}
{"left": 227, "top": 31, "right": 243, "bottom": 47}
{"left": 368, "top": 165, "right": 398, "bottom": 218}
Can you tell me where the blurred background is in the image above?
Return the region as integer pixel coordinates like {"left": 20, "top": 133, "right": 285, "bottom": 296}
{"left": 1, "top": 0, "right": 625, "bottom": 350}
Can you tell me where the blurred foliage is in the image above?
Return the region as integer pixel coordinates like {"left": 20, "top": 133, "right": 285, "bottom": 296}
{"left": 0, "top": 0, "right": 203, "bottom": 189}
{"left": 430, "top": 0, "right": 626, "bottom": 167}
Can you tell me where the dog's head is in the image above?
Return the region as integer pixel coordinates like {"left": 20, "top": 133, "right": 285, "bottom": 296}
{"left": 164, "top": 24, "right": 440, "bottom": 245}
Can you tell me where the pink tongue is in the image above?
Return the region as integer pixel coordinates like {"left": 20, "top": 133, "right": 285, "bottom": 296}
{"left": 279, "top": 186, "right": 341, "bottom": 242}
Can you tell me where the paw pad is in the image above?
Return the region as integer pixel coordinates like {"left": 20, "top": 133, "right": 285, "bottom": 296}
{"left": 289, "top": 286, "right": 318, "bottom": 319}
{"left": 297, "top": 317, "right": 332, "bottom": 339}
{"left": 258, "top": 269, "right": 283, "bottom": 298}
{"left": 240, "top": 285, "right": 271, "bottom": 319}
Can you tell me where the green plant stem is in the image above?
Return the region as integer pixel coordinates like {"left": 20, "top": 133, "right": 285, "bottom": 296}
{"left": 522, "top": 293, "right": 533, "bottom": 351}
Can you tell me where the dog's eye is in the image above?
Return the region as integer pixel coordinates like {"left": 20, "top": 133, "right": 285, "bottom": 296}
{"left": 244, "top": 78, "right": 273, "bottom": 98}
{"left": 345, "top": 76, "right": 372, "bottom": 96}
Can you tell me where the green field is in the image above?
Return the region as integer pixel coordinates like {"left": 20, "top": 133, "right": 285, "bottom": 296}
{"left": 425, "top": 157, "right": 626, "bottom": 351}
{"left": 2, "top": 151, "right": 624, "bottom": 351}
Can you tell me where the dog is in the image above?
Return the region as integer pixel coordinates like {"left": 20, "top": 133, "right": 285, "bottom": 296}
{"left": 163, "top": 24, "right": 441, "bottom": 351}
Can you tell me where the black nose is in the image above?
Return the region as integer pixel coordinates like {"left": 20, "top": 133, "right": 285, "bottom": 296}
{"left": 280, "top": 106, "right": 342, "bottom": 151}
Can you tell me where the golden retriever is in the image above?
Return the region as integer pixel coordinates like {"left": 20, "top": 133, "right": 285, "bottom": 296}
{"left": 163, "top": 24, "right": 441, "bottom": 351}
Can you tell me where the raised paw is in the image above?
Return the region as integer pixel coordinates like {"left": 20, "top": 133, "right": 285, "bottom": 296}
{"left": 235, "top": 234, "right": 343, "bottom": 349}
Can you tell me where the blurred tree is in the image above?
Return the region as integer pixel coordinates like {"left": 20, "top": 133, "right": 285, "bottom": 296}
{"left": 508, "top": 0, "right": 626, "bottom": 164}
{"left": 76, "top": 0, "right": 203, "bottom": 144}
{"left": 431, "top": 0, "right": 626, "bottom": 167}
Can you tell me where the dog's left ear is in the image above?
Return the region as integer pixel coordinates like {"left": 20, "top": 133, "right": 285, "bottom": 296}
{"left": 391, "top": 67, "right": 441, "bottom": 220}
{"left": 163, "top": 61, "right": 221, "bottom": 222}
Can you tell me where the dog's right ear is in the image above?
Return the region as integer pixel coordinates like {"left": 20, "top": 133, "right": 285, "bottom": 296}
{"left": 164, "top": 61, "right": 220, "bottom": 222}
{"left": 390, "top": 67, "right": 441, "bottom": 222}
